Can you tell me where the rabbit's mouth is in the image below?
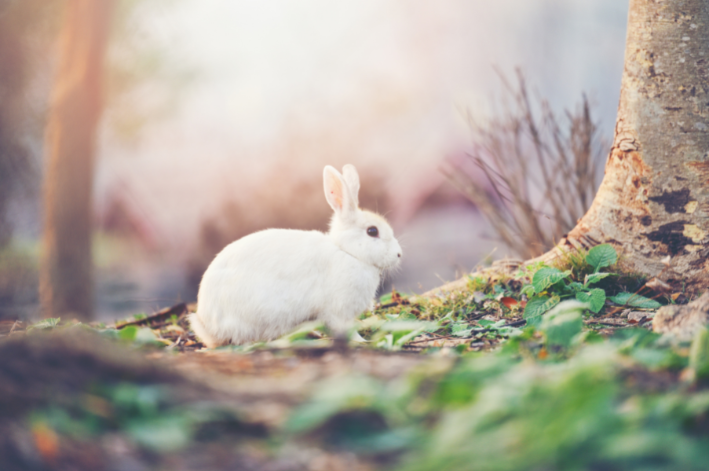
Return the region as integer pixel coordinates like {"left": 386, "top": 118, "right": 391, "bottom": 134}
{"left": 378, "top": 256, "right": 402, "bottom": 274}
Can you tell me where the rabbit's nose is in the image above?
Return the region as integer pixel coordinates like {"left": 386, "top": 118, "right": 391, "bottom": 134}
{"left": 397, "top": 253, "right": 401, "bottom": 258}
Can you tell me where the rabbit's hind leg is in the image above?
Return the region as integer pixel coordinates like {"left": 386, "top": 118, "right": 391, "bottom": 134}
{"left": 188, "top": 312, "right": 222, "bottom": 348}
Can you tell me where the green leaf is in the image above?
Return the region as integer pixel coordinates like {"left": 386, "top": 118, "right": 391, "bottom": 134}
{"left": 126, "top": 415, "right": 192, "bottom": 452}
{"left": 541, "top": 311, "right": 583, "bottom": 348}
{"left": 585, "top": 244, "right": 617, "bottom": 271}
{"left": 379, "top": 321, "right": 439, "bottom": 333}
{"left": 631, "top": 348, "right": 674, "bottom": 370}
{"left": 27, "top": 318, "right": 61, "bottom": 332}
{"left": 690, "top": 328, "right": 709, "bottom": 379}
{"left": 523, "top": 295, "right": 560, "bottom": 327}
{"left": 286, "top": 375, "right": 381, "bottom": 432}
{"left": 532, "top": 268, "right": 571, "bottom": 293}
{"left": 521, "top": 284, "right": 536, "bottom": 297}
{"left": 584, "top": 272, "right": 612, "bottom": 286}
{"left": 118, "top": 325, "right": 138, "bottom": 341}
{"left": 568, "top": 282, "right": 585, "bottom": 292}
{"left": 117, "top": 326, "right": 160, "bottom": 345}
{"left": 575, "top": 288, "right": 606, "bottom": 313}
{"left": 134, "top": 327, "right": 159, "bottom": 344}
{"left": 609, "top": 292, "right": 661, "bottom": 309}
{"left": 450, "top": 322, "right": 473, "bottom": 338}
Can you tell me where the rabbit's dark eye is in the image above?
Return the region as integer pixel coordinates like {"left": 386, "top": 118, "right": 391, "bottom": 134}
{"left": 366, "top": 226, "right": 379, "bottom": 238}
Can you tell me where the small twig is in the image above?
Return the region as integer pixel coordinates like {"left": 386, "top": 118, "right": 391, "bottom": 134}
{"left": 115, "top": 303, "right": 188, "bottom": 329}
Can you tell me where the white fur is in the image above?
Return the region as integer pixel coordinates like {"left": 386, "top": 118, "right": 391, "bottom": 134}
{"left": 190, "top": 164, "right": 402, "bottom": 347}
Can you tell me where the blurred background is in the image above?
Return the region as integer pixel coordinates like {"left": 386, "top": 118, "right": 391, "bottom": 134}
{"left": 0, "top": 0, "right": 628, "bottom": 322}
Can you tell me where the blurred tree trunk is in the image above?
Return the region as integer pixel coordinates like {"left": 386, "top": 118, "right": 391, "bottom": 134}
{"left": 40, "top": 0, "right": 113, "bottom": 320}
{"left": 543, "top": 0, "right": 709, "bottom": 293}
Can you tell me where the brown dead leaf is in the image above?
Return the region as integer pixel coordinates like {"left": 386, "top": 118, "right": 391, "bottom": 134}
{"left": 500, "top": 297, "right": 519, "bottom": 309}
{"left": 32, "top": 422, "right": 59, "bottom": 462}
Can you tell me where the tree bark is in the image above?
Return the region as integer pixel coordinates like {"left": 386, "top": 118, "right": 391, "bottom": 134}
{"left": 552, "top": 0, "right": 709, "bottom": 294}
{"left": 40, "top": 1, "right": 113, "bottom": 320}
{"left": 427, "top": 0, "right": 709, "bottom": 297}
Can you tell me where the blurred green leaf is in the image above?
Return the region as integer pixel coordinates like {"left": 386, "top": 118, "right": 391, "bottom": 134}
{"left": 523, "top": 295, "right": 560, "bottom": 327}
{"left": 585, "top": 272, "right": 612, "bottom": 285}
{"left": 541, "top": 311, "right": 583, "bottom": 348}
{"left": 568, "top": 281, "right": 585, "bottom": 292}
{"left": 118, "top": 325, "right": 138, "bottom": 341}
{"left": 532, "top": 267, "right": 571, "bottom": 293}
{"left": 690, "top": 328, "right": 709, "bottom": 379}
{"left": 576, "top": 288, "right": 606, "bottom": 313}
{"left": 27, "top": 318, "right": 60, "bottom": 331}
{"left": 126, "top": 415, "right": 192, "bottom": 452}
{"left": 379, "top": 321, "right": 439, "bottom": 335}
{"left": 450, "top": 322, "right": 473, "bottom": 338}
{"left": 521, "top": 284, "right": 536, "bottom": 297}
{"left": 286, "top": 375, "right": 383, "bottom": 433}
{"left": 610, "top": 292, "right": 661, "bottom": 309}
{"left": 586, "top": 244, "right": 617, "bottom": 271}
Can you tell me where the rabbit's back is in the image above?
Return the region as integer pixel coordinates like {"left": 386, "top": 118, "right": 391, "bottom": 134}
{"left": 195, "top": 229, "right": 377, "bottom": 345}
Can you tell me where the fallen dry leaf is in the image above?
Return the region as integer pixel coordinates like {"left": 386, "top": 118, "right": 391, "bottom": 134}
{"left": 500, "top": 297, "right": 519, "bottom": 309}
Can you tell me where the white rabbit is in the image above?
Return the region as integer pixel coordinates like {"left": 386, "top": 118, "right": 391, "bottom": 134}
{"left": 189, "top": 164, "right": 402, "bottom": 348}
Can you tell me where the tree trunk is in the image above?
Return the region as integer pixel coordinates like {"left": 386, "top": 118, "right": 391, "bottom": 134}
{"left": 552, "top": 0, "right": 709, "bottom": 294}
{"left": 40, "top": 1, "right": 113, "bottom": 320}
{"left": 427, "top": 0, "right": 709, "bottom": 297}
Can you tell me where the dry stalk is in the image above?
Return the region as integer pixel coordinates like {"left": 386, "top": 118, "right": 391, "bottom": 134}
{"left": 445, "top": 71, "right": 604, "bottom": 259}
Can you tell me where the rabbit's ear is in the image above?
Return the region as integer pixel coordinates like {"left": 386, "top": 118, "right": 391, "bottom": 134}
{"left": 324, "top": 165, "right": 356, "bottom": 215}
{"left": 342, "top": 164, "right": 360, "bottom": 207}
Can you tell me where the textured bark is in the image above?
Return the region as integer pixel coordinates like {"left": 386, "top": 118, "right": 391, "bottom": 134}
{"left": 426, "top": 0, "right": 709, "bottom": 297}
{"left": 653, "top": 292, "right": 709, "bottom": 341}
{"left": 550, "top": 0, "right": 709, "bottom": 293}
{"left": 40, "top": 1, "right": 112, "bottom": 320}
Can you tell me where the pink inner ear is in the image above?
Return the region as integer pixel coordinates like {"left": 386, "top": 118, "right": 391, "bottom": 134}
{"left": 326, "top": 173, "right": 344, "bottom": 210}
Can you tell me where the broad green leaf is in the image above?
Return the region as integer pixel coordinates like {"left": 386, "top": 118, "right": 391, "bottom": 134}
{"left": 609, "top": 292, "right": 661, "bottom": 309}
{"left": 541, "top": 311, "right": 583, "bottom": 348}
{"left": 118, "top": 325, "right": 138, "bottom": 341}
{"left": 585, "top": 244, "right": 617, "bottom": 271}
{"left": 532, "top": 268, "right": 571, "bottom": 293}
{"left": 521, "top": 284, "right": 536, "bottom": 297}
{"left": 523, "top": 295, "right": 560, "bottom": 327}
{"left": 568, "top": 282, "right": 585, "bottom": 292}
{"left": 584, "top": 272, "right": 612, "bottom": 286}
{"left": 575, "top": 288, "right": 606, "bottom": 313}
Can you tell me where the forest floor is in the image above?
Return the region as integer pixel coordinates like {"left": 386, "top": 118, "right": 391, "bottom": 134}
{"left": 1, "top": 245, "right": 708, "bottom": 471}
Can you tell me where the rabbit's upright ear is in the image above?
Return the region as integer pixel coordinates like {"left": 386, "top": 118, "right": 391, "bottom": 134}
{"left": 324, "top": 165, "right": 356, "bottom": 215}
{"left": 342, "top": 164, "right": 360, "bottom": 208}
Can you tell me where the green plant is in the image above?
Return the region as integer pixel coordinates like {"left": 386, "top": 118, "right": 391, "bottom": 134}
{"left": 522, "top": 245, "right": 660, "bottom": 324}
